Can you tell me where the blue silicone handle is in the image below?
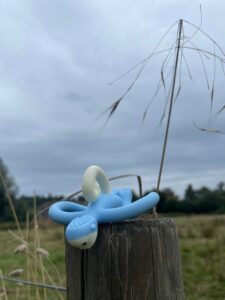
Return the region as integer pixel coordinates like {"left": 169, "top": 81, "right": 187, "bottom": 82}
{"left": 97, "top": 192, "right": 159, "bottom": 223}
{"left": 49, "top": 201, "right": 86, "bottom": 225}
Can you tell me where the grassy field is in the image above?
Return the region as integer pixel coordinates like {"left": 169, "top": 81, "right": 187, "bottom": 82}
{"left": 0, "top": 221, "right": 66, "bottom": 300}
{"left": 177, "top": 215, "right": 225, "bottom": 300}
{"left": 0, "top": 215, "right": 225, "bottom": 299}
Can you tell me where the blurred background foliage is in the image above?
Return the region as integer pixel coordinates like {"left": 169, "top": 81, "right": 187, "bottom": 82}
{"left": 1, "top": 157, "right": 225, "bottom": 223}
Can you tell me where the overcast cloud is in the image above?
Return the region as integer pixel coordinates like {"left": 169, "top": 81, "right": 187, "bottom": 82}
{"left": 0, "top": 0, "right": 224, "bottom": 197}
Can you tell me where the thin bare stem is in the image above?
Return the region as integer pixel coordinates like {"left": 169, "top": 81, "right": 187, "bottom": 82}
{"left": 156, "top": 19, "right": 183, "bottom": 191}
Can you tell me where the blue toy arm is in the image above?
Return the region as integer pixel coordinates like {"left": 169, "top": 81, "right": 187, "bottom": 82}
{"left": 97, "top": 192, "right": 159, "bottom": 223}
{"left": 48, "top": 201, "right": 86, "bottom": 225}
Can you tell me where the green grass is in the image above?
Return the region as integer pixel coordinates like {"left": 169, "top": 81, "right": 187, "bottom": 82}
{"left": 0, "top": 224, "right": 66, "bottom": 300}
{"left": 176, "top": 215, "right": 225, "bottom": 300}
{"left": 1, "top": 215, "right": 225, "bottom": 299}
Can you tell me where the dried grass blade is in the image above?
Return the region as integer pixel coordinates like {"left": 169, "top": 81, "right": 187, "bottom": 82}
{"left": 158, "top": 97, "right": 169, "bottom": 127}
{"left": 184, "top": 40, "right": 211, "bottom": 87}
{"left": 142, "top": 67, "right": 173, "bottom": 123}
{"left": 210, "top": 42, "right": 216, "bottom": 112}
{"left": 142, "top": 107, "right": 149, "bottom": 123}
{"left": 193, "top": 121, "right": 225, "bottom": 134}
{"left": 183, "top": 46, "right": 225, "bottom": 63}
{"left": 198, "top": 50, "right": 210, "bottom": 89}
{"left": 98, "top": 21, "right": 180, "bottom": 128}
{"left": 161, "top": 70, "right": 166, "bottom": 89}
{"left": 174, "top": 86, "right": 181, "bottom": 103}
{"left": 158, "top": 78, "right": 173, "bottom": 127}
{"left": 183, "top": 19, "right": 225, "bottom": 58}
{"left": 183, "top": 5, "right": 202, "bottom": 46}
{"left": 108, "top": 47, "right": 176, "bottom": 86}
{"left": 184, "top": 40, "right": 208, "bottom": 83}
{"left": 108, "top": 20, "right": 178, "bottom": 86}
{"left": 97, "top": 60, "right": 146, "bottom": 126}
{"left": 210, "top": 86, "right": 214, "bottom": 112}
{"left": 182, "top": 53, "right": 192, "bottom": 79}
{"left": 221, "top": 60, "right": 225, "bottom": 77}
{"left": 215, "top": 104, "right": 225, "bottom": 116}
{"left": 108, "top": 99, "right": 121, "bottom": 118}
{"left": 160, "top": 43, "right": 176, "bottom": 96}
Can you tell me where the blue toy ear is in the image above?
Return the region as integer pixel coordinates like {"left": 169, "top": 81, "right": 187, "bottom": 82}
{"left": 48, "top": 201, "right": 86, "bottom": 225}
{"left": 112, "top": 188, "right": 133, "bottom": 205}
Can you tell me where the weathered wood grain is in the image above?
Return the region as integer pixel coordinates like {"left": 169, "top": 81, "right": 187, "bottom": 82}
{"left": 65, "top": 218, "right": 184, "bottom": 300}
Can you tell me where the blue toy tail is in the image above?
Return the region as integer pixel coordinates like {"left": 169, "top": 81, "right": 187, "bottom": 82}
{"left": 98, "top": 192, "right": 159, "bottom": 223}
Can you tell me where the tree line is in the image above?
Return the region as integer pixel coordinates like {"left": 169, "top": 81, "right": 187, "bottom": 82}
{"left": 0, "top": 158, "right": 225, "bottom": 222}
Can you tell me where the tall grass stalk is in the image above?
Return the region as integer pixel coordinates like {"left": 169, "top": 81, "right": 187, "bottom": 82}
{"left": 97, "top": 12, "right": 225, "bottom": 208}
{"left": 33, "top": 196, "right": 41, "bottom": 300}
{"left": 0, "top": 269, "right": 8, "bottom": 300}
{"left": 8, "top": 228, "right": 64, "bottom": 296}
{"left": 1, "top": 174, "right": 65, "bottom": 299}
{"left": 25, "top": 212, "right": 31, "bottom": 299}
{"left": 0, "top": 171, "right": 23, "bottom": 238}
{"left": 156, "top": 19, "right": 183, "bottom": 192}
{"left": 16, "top": 286, "right": 20, "bottom": 300}
{"left": 33, "top": 196, "right": 48, "bottom": 300}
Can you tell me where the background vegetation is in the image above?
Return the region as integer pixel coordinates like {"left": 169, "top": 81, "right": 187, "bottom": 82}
{"left": 1, "top": 157, "right": 225, "bottom": 299}
{"left": 1, "top": 215, "right": 225, "bottom": 300}
{"left": 1, "top": 157, "right": 225, "bottom": 223}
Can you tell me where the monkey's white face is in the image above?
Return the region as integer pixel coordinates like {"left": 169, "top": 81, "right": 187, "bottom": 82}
{"left": 68, "top": 231, "right": 98, "bottom": 249}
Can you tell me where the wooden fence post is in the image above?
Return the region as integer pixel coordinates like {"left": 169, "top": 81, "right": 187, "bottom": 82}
{"left": 65, "top": 218, "right": 184, "bottom": 300}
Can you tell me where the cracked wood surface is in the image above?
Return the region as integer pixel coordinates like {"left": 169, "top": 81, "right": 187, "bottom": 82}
{"left": 65, "top": 219, "right": 184, "bottom": 300}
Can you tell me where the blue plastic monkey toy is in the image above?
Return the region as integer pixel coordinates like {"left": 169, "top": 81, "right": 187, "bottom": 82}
{"left": 49, "top": 165, "right": 159, "bottom": 249}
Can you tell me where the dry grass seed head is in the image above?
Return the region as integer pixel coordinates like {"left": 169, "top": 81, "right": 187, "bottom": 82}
{"left": 9, "top": 269, "right": 24, "bottom": 277}
{"left": 14, "top": 243, "right": 28, "bottom": 254}
{"left": 36, "top": 247, "right": 49, "bottom": 258}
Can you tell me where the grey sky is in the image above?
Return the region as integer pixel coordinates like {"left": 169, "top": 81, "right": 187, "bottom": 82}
{"left": 0, "top": 0, "right": 224, "bottom": 197}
